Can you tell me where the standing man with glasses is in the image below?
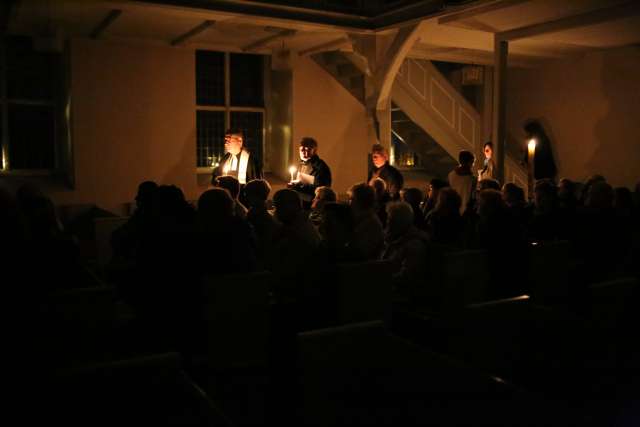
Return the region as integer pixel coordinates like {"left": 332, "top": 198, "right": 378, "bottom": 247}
{"left": 211, "top": 128, "right": 262, "bottom": 186}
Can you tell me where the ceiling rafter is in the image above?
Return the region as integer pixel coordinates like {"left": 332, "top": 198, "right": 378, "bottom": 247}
{"left": 170, "top": 20, "right": 215, "bottom": 46}
{"left": 298, "top": 37, "right": 350, "bottom": 56}
{"left": 90, "top": 9, "right": 122, "bottom": 39}
{"left": 438, "top": 0, "right": 530, "bottom": 25}
{"left": 242, "top": 28, "right": 296, "bottom": 52}
{"left": 498, "top": 1, "right": 640, "bottom": 41}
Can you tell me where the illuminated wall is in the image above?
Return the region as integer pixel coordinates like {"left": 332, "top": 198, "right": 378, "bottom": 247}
{"left": 42, "top": 38, "right": 373, "bottom": 212}
{"left": 291, "top": 55, "right": 371, "bottom": 195}
{"left": 50, "top": 38, "right": 199, "bottom": 213}
{"left": 507, "top": 46, "right": 640, "bottom": 188}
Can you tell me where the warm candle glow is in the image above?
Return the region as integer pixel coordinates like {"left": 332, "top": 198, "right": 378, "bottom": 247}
{"left": 289, "top": 165, "right": 297, "bottom": 182}
{"left": 223, "top": 163, "right": 230, "bottom": 175}
{"left": 527, "top": 138, "right": 537, "bottom": 155}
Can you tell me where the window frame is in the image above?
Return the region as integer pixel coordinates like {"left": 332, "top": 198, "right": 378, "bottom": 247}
{"left": 0, "top": 36, "right": 59, "bottom": 175}
{"left": 196, "top": 51, "right": 266, "bottom": 174}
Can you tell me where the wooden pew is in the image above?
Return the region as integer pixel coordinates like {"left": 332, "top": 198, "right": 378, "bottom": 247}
{"left": 334, "top": 260, "right": 393, "bottom": 325}
{"left": 46, "top": 353, "right": 230, "bottom": 427}
{"left": 528, "top": 240, "right": 571, "bottom": 305}
{"left": 35, "top": 286, "right": 118, "bottom": 367}
{"left": 94, "top": 216, "right": 129, "bottom": 272}
{"left": 441, "top": 249, "right": 490, "bottom": 307}
{"left": 202, "top": 271, "right": 272, "bottom": 369}
{"left": 295, "top": 320, "right": 567, "bottom": 427}
{"left": 587, "top": 276, "right": 638, "bottom": 327}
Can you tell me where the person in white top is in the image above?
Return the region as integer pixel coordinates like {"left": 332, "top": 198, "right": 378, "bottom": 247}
{"left": 447, "top": 150, "right": 477, "bottom": 215}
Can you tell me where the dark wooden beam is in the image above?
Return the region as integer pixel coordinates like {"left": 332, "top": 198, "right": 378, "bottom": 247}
{"left": 243, "top": 29, "right": 296, "bottom": 52}
{"left": 90, "top": 9, "right": 122, "bottom": 39}
{"left": 498, "top": 1, "right": 640, "bottom": 41}
{"left": 439, "top": 0, "right": 530, "bottom": 25}
{"left": 170, "top": 20, "right": 215, "bottom": 46}
{"left": 492, "top": 37, "right": 508, "bottom": 185}
{"left": 298, "top": 37, "right": 349, "bottom": 56}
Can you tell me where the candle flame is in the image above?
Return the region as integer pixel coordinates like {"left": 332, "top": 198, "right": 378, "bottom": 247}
{"left": 289, "top": 166, "right": 297, "bottom": 175}
{"left": 223, "top": 164, "right": 230, "bottom": 174}
{"left": 527, "top": 138, "right": 537, "bottom": 153}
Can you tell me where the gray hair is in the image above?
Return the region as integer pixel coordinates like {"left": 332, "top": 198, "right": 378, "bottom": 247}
{"left": 386, "top": 201, "right": 414, "bottom": 233}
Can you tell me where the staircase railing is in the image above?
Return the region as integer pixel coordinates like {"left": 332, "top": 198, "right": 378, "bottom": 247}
{"left": 394, "top": 58, "right": 528, "bottom": 186}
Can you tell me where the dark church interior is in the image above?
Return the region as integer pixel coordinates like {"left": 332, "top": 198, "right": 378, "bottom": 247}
{"left": 2, "top": 1, "right": 640, "bottom": 426}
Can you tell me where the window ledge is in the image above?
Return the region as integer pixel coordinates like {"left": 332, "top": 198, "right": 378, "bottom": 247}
{"left": 0, "top": 169, "right": 53, "bottom": 176}
{"left": 196, "top": 167, "right": 215, "bottom": 175}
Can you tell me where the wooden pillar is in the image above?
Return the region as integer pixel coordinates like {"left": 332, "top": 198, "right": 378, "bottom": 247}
{"left": 492, "top": 37, "right": 508, "bottom": 185}
{"left": 376, "top": 99, "right": 392, "bottom": 151}
{"left": 482, "top": 67, "right": 494, "bottom": 143}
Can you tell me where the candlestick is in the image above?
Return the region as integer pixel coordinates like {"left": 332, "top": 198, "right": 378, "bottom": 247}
{"left": 527, "top": 138, "right": 536, "bottom": 157}
{"left": 527, "top": 138, "right": 536, "bottom": 200}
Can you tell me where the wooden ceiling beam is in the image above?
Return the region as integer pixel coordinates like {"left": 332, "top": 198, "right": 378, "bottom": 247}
{"left": 90, "top": 9, "right": 122, "bottom": 39}
{"left": 242, "top": 28, "right": 296, "bottom": 52}
{"left": 438, "top": 0, "right": 530, "bottom": 25}
{"left": 171, "top": 20, "right": 215, "bottom": 46}
{"left": 298, "top": 37, "right": 350, "bottom": 56}
{"left": 498, "top": 1, "right": 640, "bottom": 41}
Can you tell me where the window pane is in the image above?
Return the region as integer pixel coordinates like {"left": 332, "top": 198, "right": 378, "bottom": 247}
{"left": 8, "top": 104, "right": 55, "bottom": 169}
{"left": 196, "top": 110, "right": 225, "bottom": 168}
{"left": 230, "top": 53, "right": 264, "bottom": 107}
{"left": 231, "top": 111, "right": 263, "bottom": 166}
{"left": 196, "top": 50, "right": 225, "bottom": 106}
{"left": 7, "top": 36, "right": 56, "bottom": 101}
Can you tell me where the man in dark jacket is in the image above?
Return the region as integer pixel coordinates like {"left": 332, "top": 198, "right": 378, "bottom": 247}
{"left": 368, "top": 143, "right": 404, "bottom": 199}
{"left": 289, "top": 137, "right": 332, "bottom": 208}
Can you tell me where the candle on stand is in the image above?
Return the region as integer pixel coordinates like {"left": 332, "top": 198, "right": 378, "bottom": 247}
{"left": 527, "top": 138, "right": 536, "bottom": 176}
{"left": 527, "top": 138, "right": 536, "bottom": 199}
{"left": 289, "top": 165, "right": 297, "bottom": 183}
{"left": 527, "top": 138, "right": 536, "bottom": 158}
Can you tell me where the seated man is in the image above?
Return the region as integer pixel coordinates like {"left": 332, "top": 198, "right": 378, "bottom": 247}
{"left": 211, "top": 128, "right": 262, "bottom": 186}
{"left": 244, "top": 179, "right": 280, "bottom": 268}
{"left": 382, "top": 201, "right": 430, "bottom": 295}
{"left": 270, "top": 189, "right": 321, "bottom": 297}
{"left": 368, "top": 144, "right": 404, "bottom": 200}
{"left": 349, "top": 183, "right": 385, "bottom": 261}
{"left": 289, "top": 137, "right": 332, "bottom": 208}
{"left": 309, "top": 186, "right": 337, "bottom": 226}
{"left": 214, "top": 175, "right": 248, "bottom": 219}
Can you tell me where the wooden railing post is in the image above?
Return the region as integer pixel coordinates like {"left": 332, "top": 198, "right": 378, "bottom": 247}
{"left": 492, "top": 37, "right": 508, "bottom": 185}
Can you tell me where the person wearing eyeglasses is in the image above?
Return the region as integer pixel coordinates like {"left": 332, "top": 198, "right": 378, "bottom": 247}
{"left": 211, "top": 128, "right": 262, "bottom": 186}
{"left": 478, "top": 141, "right": 496, "bottom": 182}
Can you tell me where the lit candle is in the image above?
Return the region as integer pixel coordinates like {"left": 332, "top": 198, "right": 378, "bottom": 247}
{"left": 223, "top": 163, "right": 230, "bottom": 175}
{"left": 289, "top": 165, "right": 297, "bottom": 183}
{"left": 527, "top": 138, "right": 536, "bottom": 157}
{"left": 527, "top": 138, "right": 537, "bottom": 200}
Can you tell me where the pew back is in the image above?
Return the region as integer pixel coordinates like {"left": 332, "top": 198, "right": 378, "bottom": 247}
{"left": 202, "top": 271, "right": 272, "bottom": 368}
{"left": 335, "top": 260, "right": 393, "bottom": 325}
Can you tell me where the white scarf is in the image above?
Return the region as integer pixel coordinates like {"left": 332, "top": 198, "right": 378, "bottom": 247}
{"left": 224, "top": 149, "right": 250, "bottom": 184}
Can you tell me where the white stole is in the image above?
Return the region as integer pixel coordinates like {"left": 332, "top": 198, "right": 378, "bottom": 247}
{"left": 224, "top": 149, "right": 250, "bottom": 184}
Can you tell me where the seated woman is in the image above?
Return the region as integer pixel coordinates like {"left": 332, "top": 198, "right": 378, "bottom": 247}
{"left": 382, "top": 201, "right": 430, "bottom": 298}
{"left": 309, "top": 186, "right": 337, "bottom": 227}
